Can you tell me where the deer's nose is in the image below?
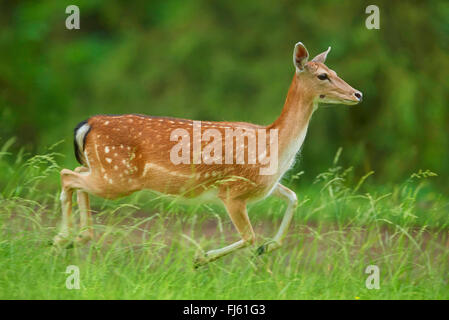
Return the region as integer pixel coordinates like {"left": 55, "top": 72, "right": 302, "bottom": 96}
{"left": 354, "top": 91, "right": 363, "bottom": 102}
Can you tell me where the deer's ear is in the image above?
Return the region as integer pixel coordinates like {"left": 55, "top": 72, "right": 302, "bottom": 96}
{"left": 312, "top": 46, "right": 331, "bottom": 64}
{"left": 293, "top": 42, "right": 309, "bottom": 72}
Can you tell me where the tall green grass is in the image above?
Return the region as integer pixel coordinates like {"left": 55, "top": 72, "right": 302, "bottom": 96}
{"left": 0, "top": 141, "right": 448, "bottom": 299}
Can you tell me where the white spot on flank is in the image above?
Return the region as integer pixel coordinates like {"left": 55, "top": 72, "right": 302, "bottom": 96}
{"left": 105, "top": 121, "right": 110, "bottom": 125}
{"left": 114, "top": 165, "right": 118, "bottom": 170}
{"left": 106, "top": 158, "right": 112, "bottom": 163}
{"left": 109, "top": 178, "right": 113, "bottom": 184}
{"left": 105, "top": 146, "right": 110, "bottom": 153}
{"left": 142, "top": 163, "right": 151, "bottom": 177}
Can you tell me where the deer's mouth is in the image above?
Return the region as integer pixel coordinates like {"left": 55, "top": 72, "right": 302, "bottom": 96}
{"left": 342, "top": 99, "right": 360, "bottom": 105}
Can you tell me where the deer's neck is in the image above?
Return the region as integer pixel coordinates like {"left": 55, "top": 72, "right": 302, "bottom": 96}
{"left": 269, "top": 74, "right": 316, "bottom": 168}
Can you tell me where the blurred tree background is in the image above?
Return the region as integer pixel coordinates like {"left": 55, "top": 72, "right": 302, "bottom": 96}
{"left": 0, "top": 0, "right": 448, "bottom": 192}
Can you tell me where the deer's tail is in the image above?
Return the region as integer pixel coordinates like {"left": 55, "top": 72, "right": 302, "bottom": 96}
{"left": 73, "top": 119, "right": 91, "bottom": 166}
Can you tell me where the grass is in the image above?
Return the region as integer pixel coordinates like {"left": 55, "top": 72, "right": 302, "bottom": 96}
{"left": 0, "top": 141, "right": 448, "bottom": 299}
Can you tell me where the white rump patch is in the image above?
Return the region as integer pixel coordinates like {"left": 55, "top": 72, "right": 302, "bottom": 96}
{"left": 75, "top": 123, "right": 91, "bottom": 153}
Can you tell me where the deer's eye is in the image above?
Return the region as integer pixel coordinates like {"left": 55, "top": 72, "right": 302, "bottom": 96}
{"left": 317, "top": 73, "right": 329, "bottom": 80}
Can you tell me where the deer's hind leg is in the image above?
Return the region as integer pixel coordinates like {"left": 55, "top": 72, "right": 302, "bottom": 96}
{"left": 75, "top": 190, "right": 93, "bottom": 244}
{"left": 74, "top": 167, "right": 94, "bottom": 244}
{"left": 53, "top": 185, "right": 74, "bottom": 246}
{"left": 53, "top": 166, "right": 93, "bottom": 247}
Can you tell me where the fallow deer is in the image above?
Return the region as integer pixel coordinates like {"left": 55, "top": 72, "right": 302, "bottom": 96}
{"left": 53, "top": 42, "right": 362, "bottom": 266}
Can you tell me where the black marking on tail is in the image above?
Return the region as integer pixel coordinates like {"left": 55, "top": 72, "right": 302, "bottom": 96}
{"left": 74, "top": 119, "right": 91, "bottom": 165}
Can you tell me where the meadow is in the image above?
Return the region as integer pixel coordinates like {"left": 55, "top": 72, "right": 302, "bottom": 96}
{"left": 1, "top": 140, "right": 448, "bottom": 299}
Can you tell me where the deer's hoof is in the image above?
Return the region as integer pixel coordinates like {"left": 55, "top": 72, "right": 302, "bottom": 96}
{"left": 52, "top": 234, "right": 74, "bottom": 249}
{"left": 256, "top": 240, "right": 281, "bottom": 256}
{"left": 193, "top": 253, "right": 209, "bottom": 269}
{"left": 53, "top": 234, "right": 68, "bottom": 246}
{"left": 75, "top": 233, "right": 93, "bottom": 245}
{"left": 256, "top": 244, "right": 267, "bottom": 255}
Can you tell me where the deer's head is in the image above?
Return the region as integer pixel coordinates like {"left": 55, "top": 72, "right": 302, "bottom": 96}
{"left": 293, "top": 42, "right": 362, "bottom": 105}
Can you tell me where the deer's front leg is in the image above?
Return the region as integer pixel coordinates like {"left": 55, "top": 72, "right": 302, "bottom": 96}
{"left": 194, "top": 199, "right": 255, "bottom": 267}
{"left": 257, "top": 183, "right": 298, "bottom": 255}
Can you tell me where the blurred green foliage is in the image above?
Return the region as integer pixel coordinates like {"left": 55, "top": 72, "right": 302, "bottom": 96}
{"left": 0, "top": 0, "right": 448, "bottom": 191}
